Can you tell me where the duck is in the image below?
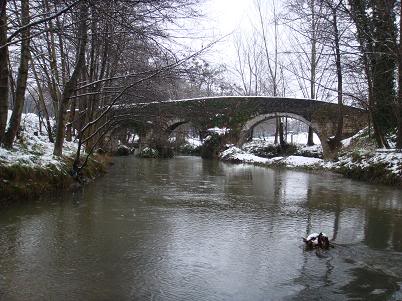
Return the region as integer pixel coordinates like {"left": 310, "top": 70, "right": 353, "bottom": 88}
{"left": 302, "top": 232, "right": 333, "bottom": 250}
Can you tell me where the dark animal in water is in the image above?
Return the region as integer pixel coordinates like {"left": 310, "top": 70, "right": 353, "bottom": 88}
{"left": 303, "top": 232, "right": 333, "bottom": 250}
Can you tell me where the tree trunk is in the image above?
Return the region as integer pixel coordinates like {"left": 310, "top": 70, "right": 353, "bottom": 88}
{"left": 274, "top": 117, "right": 279, "bottom": 144}
{"left": 0, "top": 0, "right": 9, "bottom": 143}
{"left": 307, "top": 126, "right": 315, "bottom": 146}
{"left": 397, "top": 3, "right": 402, "bottom": 149}
{"left": 332, "top": 4, "right": 343, "bottom": 143}
{"left": 371, "top": 0, "right": 397, "bottom": 138}
{"left": 307, "top": 0, "right": 316, "bottom": 147}
{"left": 349, "top": 0, "right": 395, "bottom": 148}
{"left": 53, "top": 2, "right": 88, "bottom": 156}
{"left": 3, "top": 0, "right": 30, "bottom": 148}
{"left": 43, "top": 0, "right": 61, "bottom": 114}
{"left": 65, "top": 96, "right": 76, "bottom": 142}
{"left": 279, "top": 121, "right": 285, "bottom": 147}
{"left": 31, "top": 61, "right": 54, "bottom": 142}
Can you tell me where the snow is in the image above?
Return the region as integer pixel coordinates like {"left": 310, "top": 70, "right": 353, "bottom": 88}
{"left": 341, "top": 137, "right": 353, "bottom": 148}
{"left": 282, "top": 156, "right": 323, "bottom": 167}
{"left": 207, "top": 127, "right": 230, "bottom": 135}
{"left": 169, "top": 136, "right": 202, "bottom": 147}
{"left": 341, "top": 128, "right": 367, "bottom": 147}
{"left": 0, "top": 111, "right": 77, "bottom": 169}
{"left": 243, "top": 138, "right": 323, "bottom": 158}
{"left": 220, "top": 138, "right": 401, "bottom": 181}
{"left": 220, "top": 147, "right": 270, "bottom": 164}
{"left": 306, "top": 233, "right": 320, "bottom": 241}
{"left": 186, "top": 137, "right": 202, "bottom": 147}
{"left": 124, "top": 95, "right": 361, "bottom": 108}
{"left": 220, "top": 146, "right": 323, "bottom": 168}
{"left": 320, "top": 148, "right": 402, "bottom": 178}
{"left": 305, "top": 232, "right": 328, "bottom": 244}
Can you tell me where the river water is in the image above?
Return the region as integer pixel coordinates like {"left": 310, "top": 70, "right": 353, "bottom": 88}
{"left": 1, "top": 156, "right": 402, "bottom": 300}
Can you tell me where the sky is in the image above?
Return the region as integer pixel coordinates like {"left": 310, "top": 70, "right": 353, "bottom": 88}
{"left": 181, "top": 0, "right": 287, "bottom": 69}
{"left": 203, "top": 0, "right": 254, "bottom": 63}
{"left": 202, "top": 0, "right": 252, "bottom": 35}
{"left": 169, "top": 0, "right": 309, "bottom": 99}
{"left": 176, "top": 0, "right": 256, "bottom": 66}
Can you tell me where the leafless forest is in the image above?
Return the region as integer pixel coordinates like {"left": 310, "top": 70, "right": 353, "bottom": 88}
{"left": 0, "top": 0, "right": 401, "bottom": 166}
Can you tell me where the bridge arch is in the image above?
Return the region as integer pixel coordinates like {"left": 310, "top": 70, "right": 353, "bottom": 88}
{"left": 166, "top": 120, "right": 201, "bottom": 144}
{"left": 242, "top": 113, "right": 315, "bottom": 133}
{"left": 240, "top": 112, "right": 320, "bottom": 140}
{"left": 165, "top": 118, "right": 189, "bottom": 133}
{"left": 238, "top": 112, "right": 329, "bottom": 155}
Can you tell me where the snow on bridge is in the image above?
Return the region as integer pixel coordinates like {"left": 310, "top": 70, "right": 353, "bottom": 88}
{"left": 115, "top": 96, "right": 368, "bottom": 158}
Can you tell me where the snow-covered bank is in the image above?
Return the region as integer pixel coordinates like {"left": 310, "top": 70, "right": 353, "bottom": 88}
{"left": 242, "top": 139, "right": 323, "bottom": 158}
{"left": 0, "top": 111, "right": 77, "bottom": 169}
{"left": 0, "top": 111, "right": 108, "bottom": 205}
{"left": 323, "top": 149, "right": 402, "bottom": 184}
{"left": 220, "top": 146, "right": 324, "bottom": 168}
{"left": 219, "top": 145, "right": 402, "bottom": 186}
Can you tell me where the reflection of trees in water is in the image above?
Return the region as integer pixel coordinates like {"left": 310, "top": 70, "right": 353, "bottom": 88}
{"left": 364, "top": 208, "right": 392, "bottom": 250}
{"left": 392, "top": 216, "right": 402, "bottom": 252}
{"left": 221, "top": 163, "right": 275, "bottom": 199}
{"left": 341, "top": 267, "right": 400, "bottom": 300}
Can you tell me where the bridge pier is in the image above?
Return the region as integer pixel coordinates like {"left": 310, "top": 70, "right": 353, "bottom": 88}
{"left": 138, "top": 128, "right": 173, "bottom": 158}
{"left": 237, "top": 129, "right": 253, "bottom": 146}
{"left": 314, "top": 133, "right": 338, "bottom": 159}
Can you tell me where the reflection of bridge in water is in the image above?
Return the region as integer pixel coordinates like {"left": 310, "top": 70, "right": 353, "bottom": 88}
{"left": 120, "top": 96, "right": 368, "bottom": 158}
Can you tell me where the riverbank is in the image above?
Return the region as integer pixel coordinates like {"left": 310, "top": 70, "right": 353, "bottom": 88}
{"left": 0, "top": 111, "right": 110, "bottom": 206}
{"left": 0, "top": 154, "right": 109, "bottom": 206}
{"left": 219, "top": 145, "right": 402, "bottom": 187}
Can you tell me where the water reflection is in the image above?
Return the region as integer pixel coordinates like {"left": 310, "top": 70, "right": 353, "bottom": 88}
{"left": 0, "top": 156, "right": 401, "bottom": 300}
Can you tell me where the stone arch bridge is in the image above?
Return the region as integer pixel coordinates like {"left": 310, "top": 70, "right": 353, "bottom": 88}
{"left": 119, "top": 96, "right": 368, "bottom": 158}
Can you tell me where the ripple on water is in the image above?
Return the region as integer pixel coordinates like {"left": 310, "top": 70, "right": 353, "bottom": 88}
{"left": 1, "top": 156, "right": 402, "bottom": 300}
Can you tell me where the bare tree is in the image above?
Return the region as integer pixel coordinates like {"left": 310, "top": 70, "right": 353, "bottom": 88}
{"left": 53, "top": 1, "right": 88, "bottom": 156}
{"left": 285, "top": 0, "right": 339, "bottom": 146}
{"left": 347, "top": 0, "right": 397, "bottom": 148}
{"left": 3, "top": 0, "right": 31, "bottom": 148}
{"left": 0, "top": 0, "right": 8, "bottom": 143}
{"left": 397, "top": 2, "right": 402, "bottom": 149}
{"left": 255, "top": 0, "right": 286, "bottom": 145}
{"left": 327, "top": 0, "right": 344, "bottom": 144}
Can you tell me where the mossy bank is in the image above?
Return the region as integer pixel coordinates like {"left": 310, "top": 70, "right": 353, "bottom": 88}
{"left": 0, "top": 154, "right": 110, "bottom": 207}
{"left": 328, "top": 150, "right": 402, "bottom": 187}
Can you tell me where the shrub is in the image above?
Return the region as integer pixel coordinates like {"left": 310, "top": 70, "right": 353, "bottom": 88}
{"left": 116, "top": 144, "right": 131, "bottom": 156}
{"left": 138, "top": 147, "right": 159, "bottom": 158}
{"left": 244, "top": 143, "right": 299, "bottom": 158}
{"left": 200, "top": 133, "right": 226, "bottom": 159}
{"left": 177, "top": 143, "right": 201, "bottom": 155}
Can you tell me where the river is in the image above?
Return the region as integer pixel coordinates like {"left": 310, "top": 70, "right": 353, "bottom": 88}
{"left": 1, "top": 156, "right": 402, "bottom": 300}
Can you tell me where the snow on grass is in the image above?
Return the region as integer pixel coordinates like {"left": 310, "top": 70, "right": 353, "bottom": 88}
{"left": 341, "top": 128, "right": 368, "bottom": 147}
{"left": 207, "top": 127, "right": 230, "bottom": 135}
{"left": 0, "top": 111, "right": 77, "bottom": 169}
{"left": 220, "top": 140, "right": 402, "bottom": 181}
{"left": 323, "top": 149, "right": 402, "bottom": 177}
{"left": 220, "top": 146, "right": 323, "bottom": 168}
{"left": 220, "top": 146, "right": 270, "bottom": 164}
{"left": 243, "top": 138, "right": 323, "bottom": 158}
{"left": 282, "top": 156, "right": 323, "bottom": 167}
{"left": 186, "top": 137, "right": 202, "bottom": 147}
